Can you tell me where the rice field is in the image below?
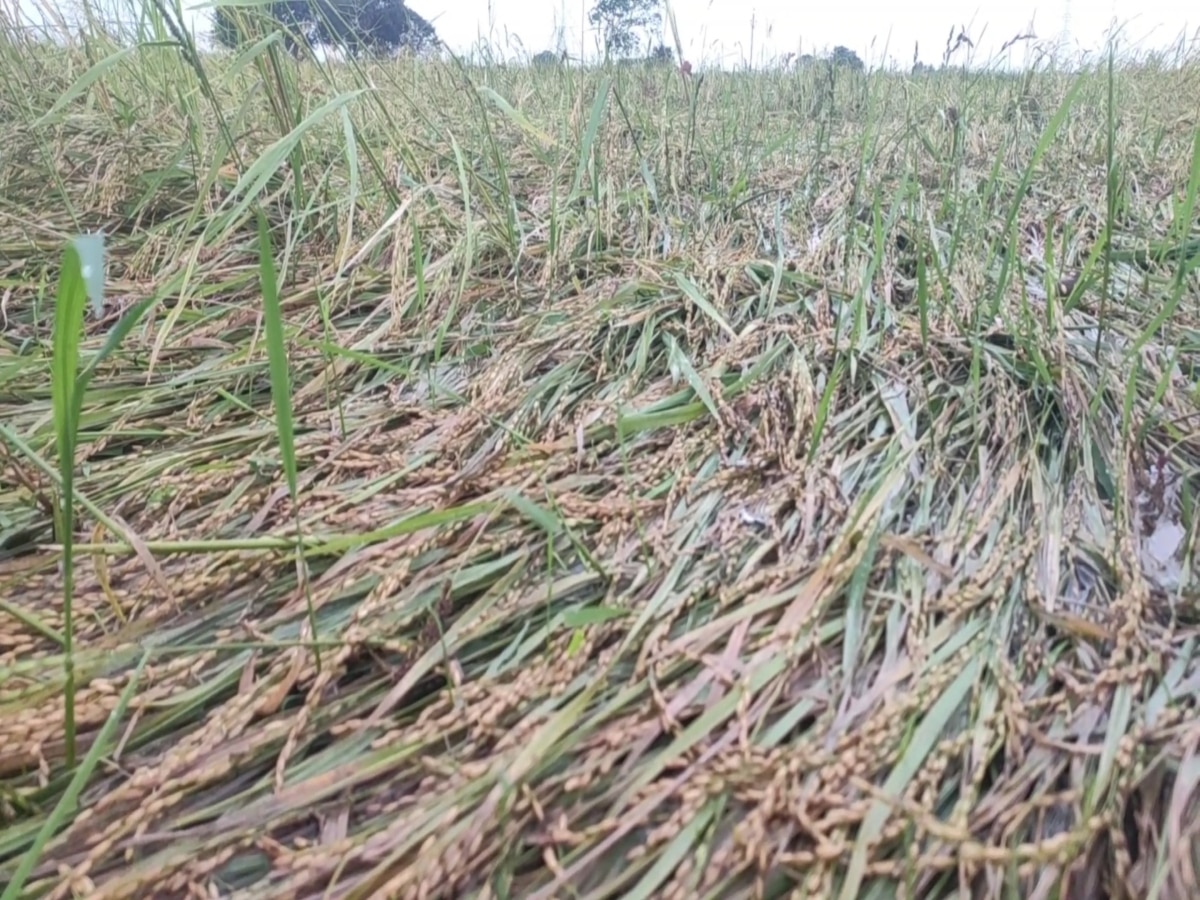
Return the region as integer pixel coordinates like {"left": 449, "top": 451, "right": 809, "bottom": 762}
{"left": 2, "top": 8, "right": 1200, "bottom": 899}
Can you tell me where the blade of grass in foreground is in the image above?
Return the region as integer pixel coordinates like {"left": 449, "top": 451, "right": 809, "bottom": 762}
{"left": 256, "top": 207, "right": 321, "bottom": 670}
{"left": 48, "top": 237, "right": 97, "bottom": 770}
{"left": 837, "top": 651, "right": 984, "bottom": 900}
{"left": 569, "top": 77, "right": 610, "bottom": 205}
{"left": 0, "top": 652, "right": 149, "bottom": 900}
{"left": 3, "top": 243, "right": 155, "bottom": 651}
{"left": 206, "top": 87, "right": 369, "bottom": 246}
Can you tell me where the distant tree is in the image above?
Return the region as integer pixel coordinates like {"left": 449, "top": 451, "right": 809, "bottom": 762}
{"left": 213, "top": 0, "right": 437, "bottom": 57}
{"left": 214, "top": 0, "right": 312, "bottom": 55}
{"left": 646, "top": 42, "right": 673, "bottom": 65}
{"left": 532, "top": 49, "right": 564, "bottom": 67}
{"left": 588, "top": 0, "right": 661, "bottom": 60}
{"left": 830, "top": 45, "right": 864, "bottom": 70}
{"left": 324, "top": 0, "right": 437, "bottom": 55}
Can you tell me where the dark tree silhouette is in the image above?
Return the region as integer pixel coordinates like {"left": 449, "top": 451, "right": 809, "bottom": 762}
{"left": 588, "top": 0, "right": 660, "bottom": 59}
{"left": 213, "top": 0, "right": 437, "bottom": 57}
{"left": 318, "top": 0, "right": 437, "bottom": 55}
{"left": 646, "top": 42, "right": 673, "bottom": 64}
{"left": 830, "top": 45, "right": 864, "bottom": 70}
{"left": 214, "top": 0, "right": 313, "bottom": 55}
{"left": 532, "top": 49, "right": 565, "bottom": 67}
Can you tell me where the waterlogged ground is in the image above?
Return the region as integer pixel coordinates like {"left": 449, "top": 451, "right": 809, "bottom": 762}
{"left": 1, "top": 40, "right": 1199, "bottom": 899}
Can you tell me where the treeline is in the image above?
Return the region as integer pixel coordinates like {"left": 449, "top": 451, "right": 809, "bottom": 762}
{"left": 212, "top": 0, "right": 436, "bottom": 57}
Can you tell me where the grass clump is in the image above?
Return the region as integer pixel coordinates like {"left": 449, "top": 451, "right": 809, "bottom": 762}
{"left": 2, "top": 9, "right": 1200, "bottom": 899}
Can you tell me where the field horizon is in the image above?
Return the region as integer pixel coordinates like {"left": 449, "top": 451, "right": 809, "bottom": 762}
{"left": 1, "top": 9, "right": 1199, "bottom": 899}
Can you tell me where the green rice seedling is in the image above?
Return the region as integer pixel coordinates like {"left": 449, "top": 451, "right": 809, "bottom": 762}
{"left": 255, "top": 207, "right": 320, "bottom": 667}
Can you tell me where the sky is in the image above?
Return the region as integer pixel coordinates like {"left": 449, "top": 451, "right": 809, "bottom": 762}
{"left": 9, "top": 0, "right": 1199, "bottom": 69}
{"left": 397, "top": 0, "right": 1196, "bottom": 69}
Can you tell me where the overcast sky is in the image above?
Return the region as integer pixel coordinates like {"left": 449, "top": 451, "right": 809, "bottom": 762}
{"left": 12, "top": 0, "right": 1199, "bottom": 68}
{"left": 401, "top": 0, "right": 1195, "bottom": 68}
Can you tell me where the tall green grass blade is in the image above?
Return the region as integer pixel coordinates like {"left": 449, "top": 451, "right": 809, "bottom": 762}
{"left": 255, "top": 208, "right": 319, "bottom": 668}
{"left": 569, "top": 78, "right": 610, "bottom": 202}
{"left": 34, "top": 47, "right": 137, "bottom": 127}
{"left": 207, "top": 88, "right": 369, "bottom": 244}
{"left": 48, "top": 236, "right": 104, "bottom": 770}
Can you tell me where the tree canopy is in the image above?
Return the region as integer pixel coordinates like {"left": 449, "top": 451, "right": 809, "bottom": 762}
{"left": 213, "top": 0, "right": 437, "bottom": 57}
{"left": 830, "top": 45, "right": 864, "bottom": 71}
{"left": 531, "top": 49, "right": 565, "bottom": 67}
{"left": 587, "top": 0, "right": 661, "bottom": 60}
